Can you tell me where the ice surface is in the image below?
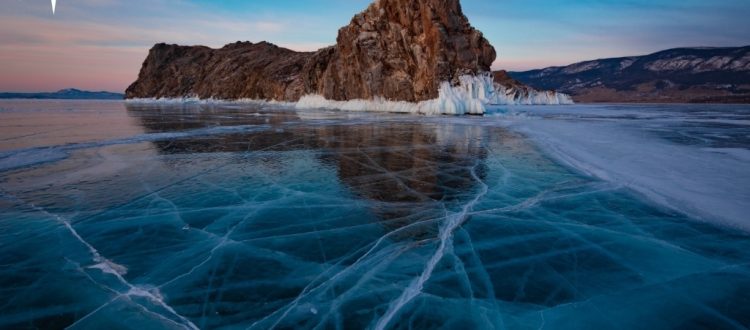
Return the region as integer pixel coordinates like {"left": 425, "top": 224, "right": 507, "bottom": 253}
{"left": 0, "top": 101, "right": 748, "bottom": 329}
{"left": 491, "top": 104, "right": 750, "bottom": 231}
{"left": 0, "top": 147, "right": 68, "bottom": 171}
{"left": 297, "top": 75, "right": 573, "bottom": 115}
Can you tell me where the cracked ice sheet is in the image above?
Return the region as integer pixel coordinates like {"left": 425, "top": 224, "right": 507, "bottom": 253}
{"left": 0, "top": 101, "right": 749, "bottom": 329}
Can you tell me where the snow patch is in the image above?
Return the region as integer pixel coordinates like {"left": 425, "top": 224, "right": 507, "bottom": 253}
{"left": 562, "top": 61, "right": 600, "bottom": 74}
{"left": 506, "top": 112, "right": 750, "bottom": 232}
{"left": 619, "top": 58, "right": 636, "bottom": 70}
{"left": 646, "top": 56, "right": 704, "bottom": 72}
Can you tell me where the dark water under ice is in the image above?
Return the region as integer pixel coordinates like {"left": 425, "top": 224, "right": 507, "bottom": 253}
{"left": 0, "top": 100, "right": 749, "bottom": 329}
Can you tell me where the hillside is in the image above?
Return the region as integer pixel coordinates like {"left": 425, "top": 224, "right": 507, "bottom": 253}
{"left": 510, "top": 46, "right": 750, "bottom": 103}
{"left": 0, "top": 89, "right": 124, "bottom": 100}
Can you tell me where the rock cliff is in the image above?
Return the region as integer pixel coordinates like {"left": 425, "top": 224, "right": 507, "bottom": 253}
{"left": 315, "top": 0, "right": 495, "bottom": 102}
{"left": 126, "top": 0, "right": 566, "bottom": 110}
{"left": 125, "top": 41, "right": 313, "bottom": 100}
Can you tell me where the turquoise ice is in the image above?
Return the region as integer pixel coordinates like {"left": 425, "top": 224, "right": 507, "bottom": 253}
{"left": 0, "top": 101, "right": 748, "bottom": 329}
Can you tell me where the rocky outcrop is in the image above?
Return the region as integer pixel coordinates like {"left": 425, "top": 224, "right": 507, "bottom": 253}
{"left": 315, "top": 0, "right": 495, "bottom": 102}
{"left": 125, "top": 42, "right": 313, "bottom": 100}
{"left": 126, "top": 0, "right": 496, "bottom": 103}
{"left": 126, "top": 0, "right": 572, "bottom": 110}
{"left": 510, "top": 46, "right": 750, "bottom": 103}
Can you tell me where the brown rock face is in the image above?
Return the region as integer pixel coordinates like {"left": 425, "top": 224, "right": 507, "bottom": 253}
{"left": 316, "top": 0, "right": 496, "bottom": 102}
{"left": 125, "top": 42, "right": 314, "bottom": 100}
{"left": 126, "top": 0, "right": 496, "bottom": 102}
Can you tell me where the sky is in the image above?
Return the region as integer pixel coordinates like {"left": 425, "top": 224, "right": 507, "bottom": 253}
{"left": 1, "top": 0, "right": 749, "bottom": 92}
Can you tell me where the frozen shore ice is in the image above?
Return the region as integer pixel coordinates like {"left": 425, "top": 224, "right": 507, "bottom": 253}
{"left": 127, "top": 74, "right": 573, "bottom": 115}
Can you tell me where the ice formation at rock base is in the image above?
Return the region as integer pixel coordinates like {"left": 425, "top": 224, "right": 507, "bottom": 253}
{"left": 128, "top": 74, "right": 574, "bottom": 116}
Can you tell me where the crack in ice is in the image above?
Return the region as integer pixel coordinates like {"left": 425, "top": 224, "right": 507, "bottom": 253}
{"left": 373, "top": 162, "right": 489, "bottom": 330}
{"left": 2, "top": 192, "right": 199, "bottom": 330}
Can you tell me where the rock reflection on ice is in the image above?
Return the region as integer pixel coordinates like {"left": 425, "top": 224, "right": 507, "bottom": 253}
{"left": 0, "top": 101, "right": 748, "bottom": 329}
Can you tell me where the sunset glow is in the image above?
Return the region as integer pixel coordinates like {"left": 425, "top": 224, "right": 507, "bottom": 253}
{"left": 2, "top": 0, "right": 749, "bottom": 92}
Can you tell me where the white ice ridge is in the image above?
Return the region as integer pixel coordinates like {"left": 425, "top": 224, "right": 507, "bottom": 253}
{"left": 297, "top": 74, "right": 573, "bottom": 115}
{"left": 128, "top": 73, "right": 572, "bottom": 115}
{"left": 495, "top": 84, "right": 575, "bottom": 106}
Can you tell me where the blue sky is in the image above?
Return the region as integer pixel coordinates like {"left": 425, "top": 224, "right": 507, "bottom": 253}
{"left": 1, "top": 0, "right": 749, "bottom": 92}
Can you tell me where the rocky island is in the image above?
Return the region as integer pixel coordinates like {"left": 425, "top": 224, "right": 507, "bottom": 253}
{"left": 125, "top": 0, "right": 571, "bottom": 114}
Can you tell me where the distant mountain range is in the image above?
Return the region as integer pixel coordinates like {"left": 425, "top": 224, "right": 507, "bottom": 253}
{"left": 510, "top": 46, "right": 750, "bottom": 103}
{"left": 0, "top": 89, "right": 123, "bottom": 100}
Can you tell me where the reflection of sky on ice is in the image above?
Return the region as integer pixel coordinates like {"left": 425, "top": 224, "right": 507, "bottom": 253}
{"left": 0, "top": 101, "right": 749, "bottom": 329}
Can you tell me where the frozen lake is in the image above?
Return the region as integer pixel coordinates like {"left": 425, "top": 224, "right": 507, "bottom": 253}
{"left": 1, "top": 100, "right": 749, "bottom": 329}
